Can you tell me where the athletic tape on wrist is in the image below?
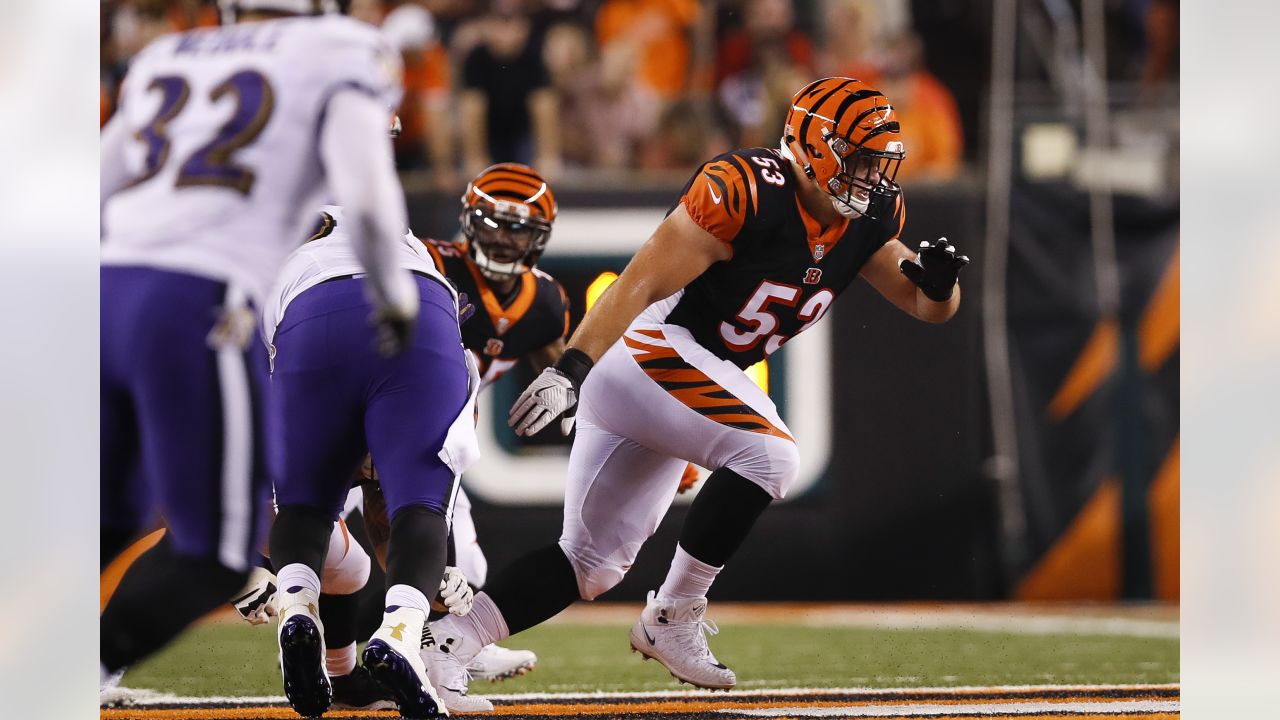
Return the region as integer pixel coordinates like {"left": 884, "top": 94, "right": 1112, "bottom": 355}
{"left": 553, "top": 347, "right": 594, "bottom": 388}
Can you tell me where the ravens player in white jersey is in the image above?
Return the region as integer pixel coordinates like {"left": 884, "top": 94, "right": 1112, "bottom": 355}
{"left": 422, "top": 77, "right": 969, "bottom": 697}
{"left": 237, "top": 163, "right": 569, "bottom": 712}
{"left": 99, "top": 0, "right": 420, "bottom": 691}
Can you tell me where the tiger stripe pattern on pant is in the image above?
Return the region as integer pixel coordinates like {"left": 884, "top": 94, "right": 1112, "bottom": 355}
{"left": 622, "top": 328, "right": 792, "bottom": 441}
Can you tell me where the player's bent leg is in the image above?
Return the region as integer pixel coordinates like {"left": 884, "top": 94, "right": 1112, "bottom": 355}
{"left": 363, "top": 505, "right": 448, "bottom": 719}
{"left": 270, "top": 505, "right": 336, "bottom": 718}
{"left": 101, "top": 269, "right": 270, "bottom": 675}
{"left": 314, "top": 516, "right": 396, "bottom": 707}
{"left": 100, "top": 537, "right": 246, "bottom": 673}
{"left": 630, "top": 468, "right": 782, "bottom": 692}
{"left": 447, "top": 488, "right": 536, "bottom": 683}
{"left": 586, "top": 326, "right": 804, "bottom": 690}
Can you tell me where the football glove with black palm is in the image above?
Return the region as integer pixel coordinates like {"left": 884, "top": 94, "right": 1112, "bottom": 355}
{"left": 509, "top": 348, "right": 594, "bottom": 436}
{"left": 898, "top": 237, "right": 969, "bottom": 302}
{"left": 230, "top": 566, "right": 278, "bottom": 626}
{"left": 431, "top": 566, "right": 474, "bottom": 616}
{"left": 370, "top": 304, "right": 415, "bottom": 358}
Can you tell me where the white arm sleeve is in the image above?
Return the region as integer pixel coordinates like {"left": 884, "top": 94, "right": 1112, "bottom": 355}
{"left": 319, "top": 90, "right": 418, "bottom": 317}
{"left": 101, "top": 114, "right": 132, "bottom": 219}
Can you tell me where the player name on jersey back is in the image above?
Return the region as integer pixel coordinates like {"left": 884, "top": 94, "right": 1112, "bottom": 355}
{"left": 101, "top": 15, "right": 404, "bottom": 303}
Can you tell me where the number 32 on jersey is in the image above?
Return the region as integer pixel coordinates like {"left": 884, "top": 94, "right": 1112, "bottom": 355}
{"left": 720, "top": 281, "right": 834, "bottom": 356}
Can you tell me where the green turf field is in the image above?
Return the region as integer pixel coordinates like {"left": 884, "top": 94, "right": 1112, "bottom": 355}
{"left": 121, "top": 615, "right": 1179, "bottom": 696}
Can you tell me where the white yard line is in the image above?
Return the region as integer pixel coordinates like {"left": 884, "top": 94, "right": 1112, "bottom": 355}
{"left": 543, "top": 605, "right": 1179, "bottom": 639}
{"left": 723, "top": 700, "right": 1180, "bottom": 717}
{"left": 114, "top": 683, "right": 1180, "bottom": 707}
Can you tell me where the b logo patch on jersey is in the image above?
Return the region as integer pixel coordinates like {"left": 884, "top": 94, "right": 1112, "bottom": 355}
{"left": 484, "top": 338, "right": 505, "bottom": 356}
{"left": 803, "top": 267, "right": 823, "bottom": 285}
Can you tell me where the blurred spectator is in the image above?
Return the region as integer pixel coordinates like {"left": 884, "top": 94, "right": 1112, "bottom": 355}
{"left": 348, "top": 0, "right": 387, "bottom": 25}
{"left": 637, "top": 98, "right": 730, "bottom": 171}
{"left": 715, "top": 0, "right": 814, "bottom": 148}
{"left": 1139, "top": 0, "right": 1178, "bottom": 98}
{"left": 821, "top": 0, "right": 882, "bottom": 83}
{"left": 165, "top": 0, "right": 219, "bottom": 30}
{"left": 866, "top": 33, "right": 963, "bottom": 181}
{"left": 821, "top": 1, "right": 962, "bottom": 181}
{"left": 716, "top": 0, "right": 813, "bottom": 85}
{"left": 459, "top": 0, "right": 562, "bottom": 177}
{"left": 382, "top": 2, "right": 458, "bottom": 187}
{"left": 543, "top": 21, "right": 660, "bottom": 169}
{"left": 595, "top": 0, "right": 698, "bottom": 104}
{"left": 101, "top": 81, "right": 114, "bottom": 128}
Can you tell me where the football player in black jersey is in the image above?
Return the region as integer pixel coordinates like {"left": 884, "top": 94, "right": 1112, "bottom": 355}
{"left": 424, "top": 77, "right": 969, "bottom": 694}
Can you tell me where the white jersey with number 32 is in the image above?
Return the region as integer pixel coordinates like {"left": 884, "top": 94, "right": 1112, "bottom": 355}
{"left": 101, "top": 15, "right": 403, "bottom": 302}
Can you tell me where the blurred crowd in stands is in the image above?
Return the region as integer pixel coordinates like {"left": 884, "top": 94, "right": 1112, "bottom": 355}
{"left": 100, "top": 0, "right": 1177, "bottom": 189}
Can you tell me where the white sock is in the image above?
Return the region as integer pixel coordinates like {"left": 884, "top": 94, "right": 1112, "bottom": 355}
{"left": 656, "top": 544, "right": 722, "bottom": 602}
{"left": 385, "top": 583, "right": 430, "bottom": 616}
{"left": 277, "top": 563, "right": 322, "bottom": 597}
{"left": 435, "top": 592, "right": 509, "bottom": 649}
{"left": 326, "top": 642, "right": 356, "bottom": 676}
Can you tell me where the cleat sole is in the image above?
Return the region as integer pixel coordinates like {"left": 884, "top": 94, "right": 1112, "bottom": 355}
{"left": 362, "top": 640, "right": 443, "bottom": 719}
{"left": 279, "top": 616, "right": 332, "bottom": 718}
{"left": 627, "top": 638, "right": 735, "bottom": 691}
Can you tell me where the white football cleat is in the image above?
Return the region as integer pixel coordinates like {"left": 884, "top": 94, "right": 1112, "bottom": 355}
{"left": 628, "top": 591, "right": 736, "bottom": 690}
{"left": 276, "top": 588, "right": 332, "bottom": 717}
{"left": 421, "top": 619, "right": 494, "bottom": 712}
{"left": 468, "top": 643, "right": 537, "bottom": 681}
{"left": 363, "top": 607, "right": 447, "bottom": 718}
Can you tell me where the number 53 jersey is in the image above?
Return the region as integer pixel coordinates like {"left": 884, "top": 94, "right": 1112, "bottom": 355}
{"left": 651, "top": 147, "right": 905, "bottom": 369}
{"left": 101, "top": 15, "right": 403, "bottom": 303}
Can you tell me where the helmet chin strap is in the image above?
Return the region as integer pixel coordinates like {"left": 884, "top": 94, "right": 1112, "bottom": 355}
{"left": 830, "top": 192, "right": 870, "bottom": 218}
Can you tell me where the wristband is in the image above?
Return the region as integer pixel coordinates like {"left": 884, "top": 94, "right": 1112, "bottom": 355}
{"left": 553, "top": 347, "right": 594, "bottom": 387}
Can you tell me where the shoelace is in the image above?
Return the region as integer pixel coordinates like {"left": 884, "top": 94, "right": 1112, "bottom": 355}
{"left": 432, "top": 644, "right": 476, "bottom": 691}
{"left": 665, "top": 617, "right": 721, "bottom": 661}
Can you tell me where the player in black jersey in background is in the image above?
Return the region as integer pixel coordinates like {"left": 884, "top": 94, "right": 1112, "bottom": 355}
{"left": 423, "top": 77, "right": 970, "bottom": 700}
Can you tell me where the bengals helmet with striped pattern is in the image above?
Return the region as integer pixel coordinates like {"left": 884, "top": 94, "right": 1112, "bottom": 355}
{"left": 459, "top": 163, "right": 557, "bottom": 280}
{"left": 780, "top": 77, "right": 905, "bottom": 220}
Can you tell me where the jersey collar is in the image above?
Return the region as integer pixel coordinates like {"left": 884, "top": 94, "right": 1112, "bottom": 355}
{"left": 793, "top": 195, "right": 849, "bottom": 263}
{"left": 465, "top": 259, "right": 537, "bottom": 336}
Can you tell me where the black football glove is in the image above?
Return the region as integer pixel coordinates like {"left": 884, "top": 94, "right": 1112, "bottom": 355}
{"left": 898, "top": 237, "right": 969, "bottom": 302}
{"left": 371, "top": 305, "right": 415, "bottom": 358}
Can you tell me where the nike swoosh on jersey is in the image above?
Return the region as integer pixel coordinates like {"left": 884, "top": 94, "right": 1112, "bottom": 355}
{"left": 706, "top": 180, "right": 722, "bottom": 205}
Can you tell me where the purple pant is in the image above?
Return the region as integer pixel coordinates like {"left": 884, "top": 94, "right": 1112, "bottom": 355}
{"left": 101, "top": 266, "right": 270, "bottom": 571}
{"left": 268, "top": 274, "right": 468, "bottom": 520}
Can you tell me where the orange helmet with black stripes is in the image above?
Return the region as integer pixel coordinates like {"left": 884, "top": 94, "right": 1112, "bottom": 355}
{"left": 460, "top": 163, "right": 557, "bottom": 280}
{"left": 780, "top": 77, "right": 905, "bottom": 219}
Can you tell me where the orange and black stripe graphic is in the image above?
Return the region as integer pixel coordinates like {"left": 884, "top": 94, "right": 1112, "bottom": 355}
{"left": 623, "top": 330, "right": 792, "bottom": 441}
{"left": 466, "top": 163, "right": 557, "bottom": 222}
{"left": 793, "top": 77, "right": 899, "bottom": 148}
{"left": 684, "top": 157, "right": 758, "bottom": 243}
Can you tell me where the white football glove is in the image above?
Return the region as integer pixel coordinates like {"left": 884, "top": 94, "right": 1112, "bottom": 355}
{"left": 230, "top": 566, "right": 278, "bottom": 626}
{"left": 509, "top": 367, "right": 578, "bottom": 436}
{"left": 431, "top": 566, "right": 474, "bottom": 616}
